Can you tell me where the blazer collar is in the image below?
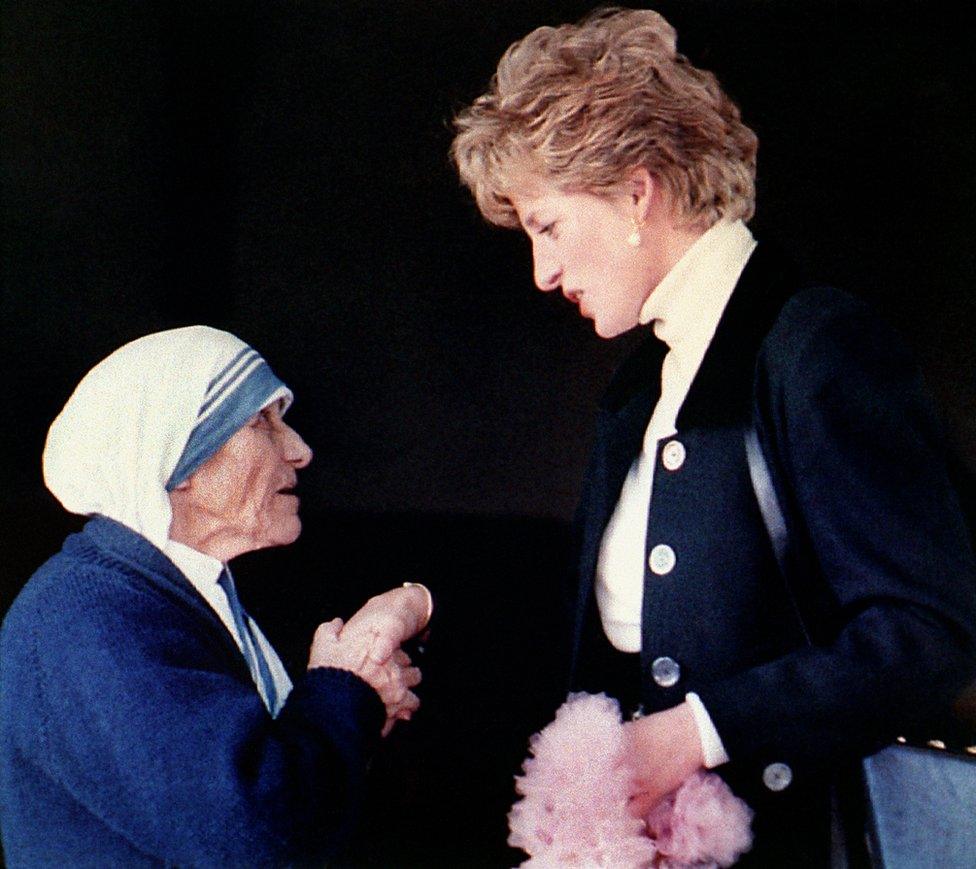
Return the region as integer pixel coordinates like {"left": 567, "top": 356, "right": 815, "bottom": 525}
{"left": 600, "top": 243, "right": 802, "bottom": 431}
{"left": 675, "top": 242, "right": 800, "bottom": 431}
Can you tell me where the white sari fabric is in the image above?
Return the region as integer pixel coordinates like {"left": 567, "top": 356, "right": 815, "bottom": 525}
{"left": 43, "top": 325, "right": 291, "bottom": 553}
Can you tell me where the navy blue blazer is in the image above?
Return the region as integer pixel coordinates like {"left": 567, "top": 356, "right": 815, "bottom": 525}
{"left": 571, "top": 245, "right": 976, "bottom": 853}
{"left": 0, "top": 517, "right": 385, "bottom": 867}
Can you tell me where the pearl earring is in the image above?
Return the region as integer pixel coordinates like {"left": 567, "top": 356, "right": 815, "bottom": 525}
{"left": 627, "top": 217, "right": 642, "bottom": 248}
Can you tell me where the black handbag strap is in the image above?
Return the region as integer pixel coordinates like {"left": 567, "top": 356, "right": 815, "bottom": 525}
{"left": 743, "top": 426, "right": 812, "bottom": 646}
{"left": 744, "top": 425, "right": 976, "bottom": 752}
{"left": 742, "top": 427, "right": 789, "bottom": 570}
{"left": 744, "top": 427, "right": 862, "bottom": 868}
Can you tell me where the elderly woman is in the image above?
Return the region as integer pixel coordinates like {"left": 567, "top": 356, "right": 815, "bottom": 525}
{"left": 452, "top": 8, "right": 976, "bottom": 865}
{"left": 0, "top": 326, "right": 432, "bottom": 866}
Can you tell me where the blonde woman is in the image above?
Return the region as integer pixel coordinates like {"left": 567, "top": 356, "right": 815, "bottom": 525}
{"left": 452, "top": 8, "right": 976, "bottom": 865}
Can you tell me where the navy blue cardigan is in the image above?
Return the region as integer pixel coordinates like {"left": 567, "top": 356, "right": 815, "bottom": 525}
{"left": 0, "top": 517, "right": 385, "bottom": 867}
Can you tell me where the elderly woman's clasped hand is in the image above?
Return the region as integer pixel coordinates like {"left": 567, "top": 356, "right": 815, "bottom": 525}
{"left": 308, "top": 585, "right": 431, "bottom": 736}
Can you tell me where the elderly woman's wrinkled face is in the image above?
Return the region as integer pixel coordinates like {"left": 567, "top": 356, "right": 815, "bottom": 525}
{"left": 176, "top": 400, "right": 313, "bottom": 557}
{"left": 511, "top": 180, "right": 666, "bottom": 338}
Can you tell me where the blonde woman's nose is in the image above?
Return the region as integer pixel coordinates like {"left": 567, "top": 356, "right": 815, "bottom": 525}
{"left": 533, "top": 255, "right": 562, "bottom": 292}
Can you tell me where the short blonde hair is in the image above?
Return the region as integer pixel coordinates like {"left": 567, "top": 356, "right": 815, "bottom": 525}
{"left": 451, "top": 7, "right": 758, "bottom": 229}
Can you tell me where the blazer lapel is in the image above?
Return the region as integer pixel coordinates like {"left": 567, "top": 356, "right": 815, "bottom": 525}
{"left": 676, "top": 243, "right": 800, "bottom": 432}
{"left": 598, "top": 335, "right": 668, "bottom": 506}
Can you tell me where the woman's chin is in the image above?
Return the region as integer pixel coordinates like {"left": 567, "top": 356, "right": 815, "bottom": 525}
{"left": 259, "top": 516, "right": 303, "bottom": 550}
{"left": 593, "top": 317, "right": 635, "bottom": 340}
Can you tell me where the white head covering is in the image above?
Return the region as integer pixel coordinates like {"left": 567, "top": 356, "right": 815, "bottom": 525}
{"left": 43, "top": 326, "right": 292, "bottom": 553}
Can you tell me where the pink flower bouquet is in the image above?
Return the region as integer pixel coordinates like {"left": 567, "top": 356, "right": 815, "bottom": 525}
{"left": 508, "top": 693, "right": 753, "bottom": 867}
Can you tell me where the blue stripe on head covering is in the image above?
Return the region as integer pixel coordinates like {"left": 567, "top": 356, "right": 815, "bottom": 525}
{"left": 165, "top": 355, "right": 290, "bottom": 491}
{"left": 207, "top": 346, "right": 256, "bottom": 393}
{"left": 199, "top": 349, "right": 261, "bottom": 419}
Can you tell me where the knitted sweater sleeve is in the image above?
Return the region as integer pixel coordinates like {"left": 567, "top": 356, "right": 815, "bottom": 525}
{"left": 5, "top": 557, "right": 385, "bottom": 866}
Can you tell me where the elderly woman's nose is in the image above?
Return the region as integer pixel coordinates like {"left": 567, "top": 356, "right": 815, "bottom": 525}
{"left": 281, "top": 425, "right": 313, "bottom": 468}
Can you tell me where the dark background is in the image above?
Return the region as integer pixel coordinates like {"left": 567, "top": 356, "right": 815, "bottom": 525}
{"left": 2, "top": 1, "right": 973, "bottom": 865}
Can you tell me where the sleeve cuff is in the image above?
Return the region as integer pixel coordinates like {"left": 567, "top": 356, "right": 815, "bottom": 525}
{"left": 685, "top": 691, "right": 730, "bottom": 768}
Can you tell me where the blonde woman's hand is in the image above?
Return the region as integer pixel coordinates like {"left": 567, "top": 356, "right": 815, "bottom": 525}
{"left": 623, "top": 702, "right": 705, "bottom": 817}
{"left": 307, "top": 618, "right": 422, "bottom": 734}
{"left": 338, "top": 586, "right": 431, "bottom": 666}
